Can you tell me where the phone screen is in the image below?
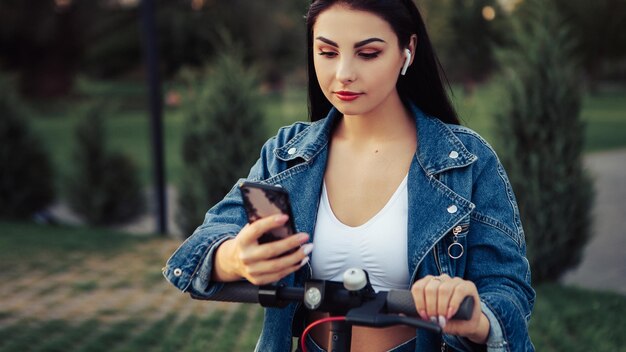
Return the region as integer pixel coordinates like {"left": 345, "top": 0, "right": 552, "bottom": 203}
{"left": 239, "top": 181, "right": 296, "bottom": 244}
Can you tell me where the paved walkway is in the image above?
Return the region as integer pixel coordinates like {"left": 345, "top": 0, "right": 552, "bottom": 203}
{"left": 561, "top": 148, "right": 626, "bottom": 294}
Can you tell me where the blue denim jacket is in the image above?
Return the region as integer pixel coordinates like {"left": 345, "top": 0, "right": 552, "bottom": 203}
{"left": 163, "top": 104, "right": 535, "bottom": 351}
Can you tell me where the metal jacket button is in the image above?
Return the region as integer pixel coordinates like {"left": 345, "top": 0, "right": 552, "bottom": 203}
{"left": 173, "top": 268, "right": 183, "bottom": 277}
{"left": 288, "top": 147, "right": 297, "bottom": 155}
{"left": 449, "top": 151, "right": 459, "bottom": 159}
{"left": 447, "top": 205, "right": 458, "bottom": 214}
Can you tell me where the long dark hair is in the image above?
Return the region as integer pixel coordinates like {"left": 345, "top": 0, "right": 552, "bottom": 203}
{"left": 306, "top": 0, "right": 459, "bottom": 125}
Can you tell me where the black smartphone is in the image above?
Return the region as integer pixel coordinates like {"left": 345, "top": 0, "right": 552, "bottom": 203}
{"left": 239, "top": 181, "right": 296, "bottom": 244}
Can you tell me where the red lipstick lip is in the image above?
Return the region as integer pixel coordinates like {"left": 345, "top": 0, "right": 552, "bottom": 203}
{"left": 335, "top": 91, "right": 362, "bottom": 101}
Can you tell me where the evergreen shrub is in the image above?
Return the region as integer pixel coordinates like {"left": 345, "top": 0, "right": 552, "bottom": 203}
{"left": 65, "top": 104, "right": 146, "bottom": 225}
{"left": 0, "top": 76, "right": 55, "bottom": 219}
{"left": 494, "top": 0, "right": 594, "bottom": 282}
{"left": 177, "top": 45, "right": 267, "bottom": 236}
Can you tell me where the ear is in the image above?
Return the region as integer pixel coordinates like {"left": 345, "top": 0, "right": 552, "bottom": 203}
{"left": 400, "top": 35, "right": 418, "bottom": 76}
{"left": 407, "top": 34, "right": 417, "bottom": 66}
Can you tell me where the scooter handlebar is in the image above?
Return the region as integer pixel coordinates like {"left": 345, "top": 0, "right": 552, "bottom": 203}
{"left": 386, "top": 289, "right": 475, "bottom": 320}
{"left": 203, "top": 281, "right": 475, "bottom": 321}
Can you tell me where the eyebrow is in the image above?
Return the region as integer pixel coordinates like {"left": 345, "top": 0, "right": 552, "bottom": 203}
{"left": 315, "top": 36, "right": 386, "bottom": 48}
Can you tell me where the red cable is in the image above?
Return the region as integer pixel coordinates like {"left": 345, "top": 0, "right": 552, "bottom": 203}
{"left": 300, "top": 316, "right": 347, "bottom": 352}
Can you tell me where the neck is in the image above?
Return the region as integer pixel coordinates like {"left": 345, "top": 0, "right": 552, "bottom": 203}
{"left": 336, "top": 92, "right": 415, "bottom": 145}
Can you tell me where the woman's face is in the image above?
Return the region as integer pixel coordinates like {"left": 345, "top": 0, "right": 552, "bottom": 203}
{"left": 312, "top": 5, "right": 406, "bottom": 117}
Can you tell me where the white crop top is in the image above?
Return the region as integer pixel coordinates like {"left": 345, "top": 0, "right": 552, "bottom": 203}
{"left": 311, "top": 176, "right": 410, "bottom": 292}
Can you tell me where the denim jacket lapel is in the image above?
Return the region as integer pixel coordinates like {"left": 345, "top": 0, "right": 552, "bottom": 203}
{"left": 265, "top": 104, "right": 479, "bottom": 282}
{"left": 265, "top": 108, "right": 339, "bottom": 242}
{"left": 407, "top": 105, "right": 477, "bottom": 281}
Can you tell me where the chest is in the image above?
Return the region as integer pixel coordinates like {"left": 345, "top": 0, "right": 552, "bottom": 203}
{"left": 324, "top": 141, "right": 416, "bottom": 227}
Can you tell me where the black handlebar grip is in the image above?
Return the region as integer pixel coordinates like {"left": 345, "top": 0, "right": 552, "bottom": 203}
{"left": 454, "top": 296, "right": 475, "bottom": 320}
{"left": 205, "top": 281, "right": 260, "bottom": 303}
{"left": 386, "top": 290, "right": 475, "bottom": 320}
{"left": 386, "top": 289, "right": 419, "bottom": 316}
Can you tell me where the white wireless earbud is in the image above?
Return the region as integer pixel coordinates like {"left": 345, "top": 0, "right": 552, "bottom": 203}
{"left": 401, "top": 49, "right": 411, "bottom": 76}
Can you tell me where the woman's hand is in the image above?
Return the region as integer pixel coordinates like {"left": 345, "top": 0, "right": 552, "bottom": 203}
{"left": 213, "top": 214, "right": 313, "bottom": 285}
{"left": 411, "top": 274, "right": 490, "bottom": 344}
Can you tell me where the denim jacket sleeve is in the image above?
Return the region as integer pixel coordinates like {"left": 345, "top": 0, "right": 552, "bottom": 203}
{"left": 162, "top": 137, "right": 278, "bottom": 298}
{"left": 443, "top": 131, "right": 535, "bottom": 352}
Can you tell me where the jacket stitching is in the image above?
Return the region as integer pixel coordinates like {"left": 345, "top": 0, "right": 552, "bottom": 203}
{"left": 470, "top": 211, "right": 522, "bottom": 248}
{"left": 263, "top": 162, "right": 310, "bottom": 185}
{"left": 485, "top": 291, "right": 526, "bottom": 329}
{"left": 453, "top": 128, "right": 524, "bottom": 237}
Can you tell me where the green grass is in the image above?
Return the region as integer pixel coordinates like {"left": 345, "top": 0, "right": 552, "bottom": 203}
{"left": 113, "top": 314, "right": 176, "bottom": 352}
{"left": 215, "top": 304, "right": 253, "bottom": 351}
{"left": 530, "top": 284, "right": 626, "bottom": 351}
{"left": 0, "top": 221, "right": 624, "bottom": 351}
{"left": 72, "top": 280, "right": 100, "bottom": 293}
{"left": 450, "top": 83, "right": 626, "bottom": 152}
{"left": 0, "top": 320, "right": 68, "bottom": 351}
{"left": 0, "top": 221, "right": 142, "bottom": 275}
{"left": 580, "top": 89, "right": 626, "bottom": 151}
{"left": 180, "top": 311, "right": 225, "bottom": 352}
{"left": 74, "top": 319, "right": 140, "bottom": 352}
{"left": 157, "top": 315, "right": 199, "bottom": 352}
{"left": 31, "top": 320, "right": 99, "bottom": 352}
{"left": 0, "top": 221, "right": 140, "bottom": 262}
{"left": 240, "top": 307, "right": 265, "bottom": 351}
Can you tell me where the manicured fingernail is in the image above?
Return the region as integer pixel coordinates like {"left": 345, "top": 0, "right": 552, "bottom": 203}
{"left": 430, "top": 316, "right": 437, "bottom": 324}
{"left": 419, "top": 310, "right": 427, "bottom": 320}
{"left": 300, "top": 256, "right": 310, "bottom": 267}
{"left": 302, "top": 243, "right": 314, "bottom": 255}
{"left": 298, "top": 233, "right": 310, "bottom": 243}
{"left": 438, "top": 315, "right": 447, "bottom": 328}
{"left": 447, "top": 307, "right": 454, "bottom": 319}
{"left": 275, "top": 214, "right": 288, "bottom": 222}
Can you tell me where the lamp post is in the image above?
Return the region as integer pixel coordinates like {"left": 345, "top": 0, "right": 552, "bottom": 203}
{"left": 140, "top": 0, "right": 167, "bottom": 235}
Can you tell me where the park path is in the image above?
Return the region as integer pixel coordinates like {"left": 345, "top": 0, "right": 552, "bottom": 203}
{"left": 561, "top": 148, "right": 626, "bottom": 294}
{"left": 0, "top": 239, "right": 238, "bottom": 326}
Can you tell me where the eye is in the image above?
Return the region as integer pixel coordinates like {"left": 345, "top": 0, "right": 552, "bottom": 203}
{"left": 358, "top": 50, "right": 381, "bottom": 60}
{"left": 318, "top": 51, "right": 337, "bottom": 58}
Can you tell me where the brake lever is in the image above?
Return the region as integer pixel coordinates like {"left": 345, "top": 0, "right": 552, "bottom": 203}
{"left": 352, "top": 313, "right": 442, "bottom": 332}
{"left": 344, "top": 292, "right": 442, "bottom": 333}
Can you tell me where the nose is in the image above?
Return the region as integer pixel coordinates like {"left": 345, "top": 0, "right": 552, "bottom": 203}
{"left": 336, "top": 57, "right": 356, "bottom": 84}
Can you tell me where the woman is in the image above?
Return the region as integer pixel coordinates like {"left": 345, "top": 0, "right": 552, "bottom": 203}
{"left": 164, "top": 1, "right": 535, "bottom": 351}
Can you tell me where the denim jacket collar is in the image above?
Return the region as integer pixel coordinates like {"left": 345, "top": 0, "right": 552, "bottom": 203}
{"left": 273, "top": 104, "right": 479, "bottom": 283}
{"left": 274, "top": 103, "right": 477, "bottom": 176}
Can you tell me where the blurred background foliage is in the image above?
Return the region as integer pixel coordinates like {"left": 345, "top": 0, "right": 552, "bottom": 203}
{"left": 1, "top": 0, "right": 623, "bottom": 98}
{"left": 0, "top": 0, "right": 311, "bottom": 97}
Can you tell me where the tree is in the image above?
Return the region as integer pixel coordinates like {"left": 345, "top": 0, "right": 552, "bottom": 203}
{"left": 552, "top": 0, "right": 626, "bottom": 82}
{"left": 0, "top": 75, "right": 55, "bottom": 218}
{"left": 65, "top": 104, "right": 146, "bottom": 226}
{"left": 197, "top": 0, "right": 307, "bottom": 88}
{"left": 494, "top": 0, "right": 593, "bottom": 283}
{"left": 0, "top": 1, "right": 309, "bottom": 96}
{"left": 418, "top": 0, "right": 510, "bottom": 89}
{"left": 176, "top": 41, "right": 268, "bottom": 236}
{"left": 0, "top": 0, "right": 100, "bottom": 97}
